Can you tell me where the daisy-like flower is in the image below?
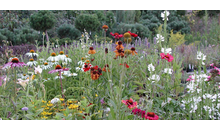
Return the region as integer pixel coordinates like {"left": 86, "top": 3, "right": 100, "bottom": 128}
{"left": 47, "top": 52, "right": 59, "bottom": 62}
{"left": 88, "top": 47, "right": 96, "bottom": 54}
{"left": 148, "top": 74, "right": 160, "bottom": 83}
{"left": 145, "top": 112, "right": 159, "bottom": 120}
{"left": 164, "top": 68, "right": 173, "bottom": 74}
{"left": 43, "top": 78, "right": 51, "bottom": 82}
{"left": 161, "top": 48, "right": 172, "bottom": 54}
{"left": 121, "top": 98, "right": 137, "bottom": 109}
{"left": 54, "top": 74, "right": 64, "bottom": 79}
{"left": 156, "top": 34, "right": 164, "bottom": 43}
{"left": 83, "top": 63, "right": 92, "bottom": 72}
{"left": 148, "top": 63, "right": 155, "bottom": 72}
{"left": 27, "top": 58, "right": 37, "bottom": 67}
{"left": 76, "top": 66, "right": 84, "bottom": 72}
{"left": 57, "top": 51, "right": 67, "bottom": 61}
{"left": 114, "top": 49, "right": 125, "bottom": 58}
{"left": 64, "top": 55, "right": 72, "bottom": 63}
{"left": 161, "top": 10, "right": 170, "bottom": 21}
{"left": 116, "top": 41, "right": 124, "bottom": 50}
{"left": 20, "top": 74, "right": 29, "bottom": 80}
{"left": 132, "top": 108, "right": 142, "bottom": 116}
{"left": 130, "top": 47, "right": 138, "bottom": 55}
{"left": 41, "top": 62, "right": 52, "bottom": 70}
{"left": 2, "top": 57, "right": 27, "bottom": 69}
{"left": 48, "top": 65, "right": 69, "bottom": 74}
{"left": 25, "top": 49, "right": 38, "bottom": 57}
{"left": 62, "top": 71, "right": 78, "bottom": 77}
{"left": 49, "top": 61, "right": 59, "bottom": 66}
{"left": 160, "top": 53, "right": 174, "bottom": 62}
{"left": 50, "top": 98, "right": 60, "bottom": 104}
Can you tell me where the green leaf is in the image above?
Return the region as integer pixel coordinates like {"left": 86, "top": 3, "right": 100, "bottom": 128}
{"left": 34, "top": 108, "right": 44, "bottom": 117}
{"left": 136, "top": 89, "right": 146, "bottom": 93}
{"left": 25, "top": 114, "right": 34, "bottom": 120}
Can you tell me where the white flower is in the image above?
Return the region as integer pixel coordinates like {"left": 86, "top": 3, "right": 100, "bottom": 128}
{"left": 78, "top": 61, "right": 85, "bottom": 66}
{"left": 202, "top": 62, "right": 205, "bottom": 65}
{"left": 47, "top": 56, "right": 59, "bottom": 62}
{"left": 43, "top": 78, "right": 51, "bottom": 82}
{"left": 104, "top": 107, "right": 110, "bottom": 113}
{"left": 156, "top": 34, "right": 164, "bottom": 43}
{"left": 197, "top": 51, "right": 206, "bottom": 61}
{"left": 49, "top": 61, "right": 59, "bottom": 66}
{"left": 148, "top": 63, "right": 155, "bottom": 72}
{"left": 54, "top": 75, "right": 64, "bottom": 79}
{"left": 57, "top": 54, "right": 67, "bottom": 61}
{"left": 39, "top": 58, "right": 45, "bottom": 64}
{"left": 161, "top": 10, "right": 170, "bottom": 21}
{"left": 76, "top": 66, "right": 84, "bottom": 72}
{"left": 164, "top": 68, "right": 173, "bottom": 74}
{"left": 161, "top": 48, "right": 172, "bottom": 54}
{"left": 41, "top": 62, "right": 52, "bottom": 70}
{"left": 25, "top": 52, "right": 38, "bottom": 57}
{"left": 20, "top": 74, "right": 29, "bottom": 80}
{"left": 27, "top": 61, "right": 37, "bottom": 67}
{"left": 51, "top": 98, "right": 60, "bottom": 104}
{"left": 148, "top": 74, "right": 160, "bottom": 83}
{"left": 64, "top": 57, "right": 72, "bottom": 63}
{"left": 34, "top": 65, "right": 42, "bottom": 74}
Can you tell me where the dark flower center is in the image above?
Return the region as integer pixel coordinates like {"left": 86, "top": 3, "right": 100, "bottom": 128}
{"left": 118, "top": 41, "right": 122, "bottom": 45}
{"left": 59, "top": 51, "right": 64, "bottom": 55}
{"left": 89, "top": 47, "right": 94, "bottom": 50}
{"left": 51, "top": 52, "right": 56, "bottom": 56}
{"left": 84, "top": 65, "right": 88, "bottom": 68}
{"left": 93, "top": 71, "right": 97, "bottom": 74}
{"left": 165, "top": 55, "right": 169, "bottom": 58}
{"left": 11, "top": 58, "right": 19, "bottom": 63}
{"left": 127, "top": 100, "right": 133, "bottom": 105}
{"left": 55, "top": 65, "right": 62, "bottom": 69}
{"left": 131, "top": 47, "right": 135, "bottom": 51}
{"left": 147, "top": 112, "right": 155, "bottom": 117}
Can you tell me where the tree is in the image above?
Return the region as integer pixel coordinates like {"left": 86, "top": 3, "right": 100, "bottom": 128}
{"left": 75, "top": 14, "right": 101, "bottom": 33}
{"left": 30, "top": 10, "right": 56, "bottom": 42}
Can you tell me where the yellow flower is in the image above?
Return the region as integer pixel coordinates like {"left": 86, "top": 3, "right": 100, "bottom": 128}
{"left": 44, "top": 107, "right": 49, "bottom": 110}
{"left": 67, "top": 100, "right": 73, "bottom": 104}
{"left": 41, "top": 116, "right": 48, "bottom": 119}
{"left": 41, "top": 111, "right": 47, "bottom": 116}
{"left": 41, "top": 105, "right": 47, "bottom": 108}
{"left": 82, "top": 108, "right": 85, "bottom": 111}
{"left": 95, "top": 94, "right": 98, "bottom": 97}
{"left": 98, "top": 110, "right": 100, "bottom": 113}
{"left": 31, "top": 102, "right": 34, "bottom": 104}
{"left": 47, "top": 112, "right": 52, "bottom": 115}
{"left": 60, "top": 98, "right": 64, "bottom": 101}
{"left": 79, "top": 111, "right": 83, "bottom": 113}
{"left": 47, "top": 103, "right": 53, "bottom": 107}
{"left": 82, "top": 97, "right": 85, "bottom": 99}
{"left": 85, "top": 60, "right": 90, "bottom": 63}
{"left": 42, "top": 100, "right": 47, "bottom": 103}
{"left": 68, "top": 104, "right": 79, "bottom": 109}
{"left": 32, "top": 75, "right": 36, "bottom": 80}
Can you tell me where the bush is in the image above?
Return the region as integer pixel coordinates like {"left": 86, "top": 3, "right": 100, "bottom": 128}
{"left": 57, "top": 24, "right": 81, "bottom": 40}
{"left": 169, "top": 30, "right": 186, "bottom": 48}
{"left": 96, "top": 37, "right": 112, "bottom": 44}
{"left": 50, "top": 37, "right": 72, "bottom": 45}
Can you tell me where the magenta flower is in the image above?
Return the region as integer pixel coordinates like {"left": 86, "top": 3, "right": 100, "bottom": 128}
{"left": 122, "top": 98, "right": 137, "bottom": 109}
{"left": 160, "top": 53, "right": 174, "bottom": 62}
{"left": 210, "top": 63, "right": 214, "bottom": 67}
{"left": 2, "top": 58, "right": 27, "bottom": 69}
{"left": 100, "top": 98, "right": 105, "bottom": 105}
{"left": 144, "top": 112, "right": 159, "bottom": 120}
{"left": 48, "top": 65, "right": 69, "bottom": 74}
{"left": 186, "top": 75, "right": 194, "bottom": 82}
{"left": 132, "top": 108, "right": 142, "bottom": 115}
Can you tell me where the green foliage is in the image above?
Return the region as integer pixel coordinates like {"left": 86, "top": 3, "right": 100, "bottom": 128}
{"left": 96, "top": 36, "right": 112, "bottom": 43}
{"left": 50, "top": 37, "right": 72, "bottom": 45}
{"left": 30, "top": 10, "right": 56, "bottom": 32}
{"left": 57, "top": 24, "right": 81, "bottom": 40}
{"left": 106, "top": 11, "right": 115, "bottom": 29}
{"left": 75, "top": 14, "right": 101, "bottom": 32}
{"left": 95, "top": 10, "right": 106, "bottom": 23}
{"left": 134, "top": 10, "right": 141, "bottom": 23}
{"left": 196, "top": 10, "right": 220, "bottom": 17}
{"left": 169, "top": 30, "right": 186, "bottom": 48}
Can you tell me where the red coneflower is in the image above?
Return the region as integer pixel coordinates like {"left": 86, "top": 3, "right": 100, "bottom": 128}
{"left": 160, "top": 53, "right": 174, "bottom": 62}
{"left": 88, "top": 47, "right": 96, "bottom": 54}
{"left": 144, "top": 112, "right": 159, "bottom": 120}
{"left": 121, "top": 98, "right": 137, "bottom": 109}
{"left": 3, "top": 57, "right": 27, "bottom": 69}
{"left": 83, "top": 63, "right": 92, "bottom": 72}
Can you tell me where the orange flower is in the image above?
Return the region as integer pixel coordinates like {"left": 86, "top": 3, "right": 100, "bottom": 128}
{"left": 115, "top": 41, "right": 124, "bottom": 50}
{"left": 131, "top": 47, "right": 138, "bottom": 55}
{"left": 102, "top": 25, "right": 108, "bottom": 31}
{"left": 102, "top": 64, "right": 110, "bottom": 72}
{"left": 88, "top": 47, "right": 96, "bottom": 54}
{"left": 114, "top": 49, "right": 125, "bottom": 58}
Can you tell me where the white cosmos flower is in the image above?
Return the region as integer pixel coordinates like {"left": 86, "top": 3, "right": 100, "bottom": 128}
{"left": 161, "top": 10, "right": 170, "bottom": 21}
{"left": 148, "top": 63, "right": 155, "bottom": 72}
{"left": 161, "top": 48, "right": 172, "bottom": 54}
{"left": 164, "top": 68, "right": 173, "bottom": 74}
{"left": 20, "top": 74, "right": 29, "bottom": 80}
{"left": 148, "top": 74, "right": 160, "bottom": 83}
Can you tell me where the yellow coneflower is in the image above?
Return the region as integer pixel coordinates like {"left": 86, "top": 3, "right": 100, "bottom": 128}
{"left": 124, "top": 32, "right": 131, "bottom": 38}
{"left": 124, "top": 49, "right": 132, "bottom": 55}
{"left": 124, "top": 38, "right": 132, "bottom": 43}
{"left": 47, "top": 102, "right": 53, "bottom": 107}
{"left": 59, "top": 98, "right": 64, "bottom": 102}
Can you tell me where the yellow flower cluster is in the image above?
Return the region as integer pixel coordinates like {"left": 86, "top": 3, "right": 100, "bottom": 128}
{"left": 68, "top": 104, "right": 79, "bottom": 109}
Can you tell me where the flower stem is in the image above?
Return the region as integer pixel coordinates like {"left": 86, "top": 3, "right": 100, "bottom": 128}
{"left": 59, "top": 71, "right": 65, "bottom": 105}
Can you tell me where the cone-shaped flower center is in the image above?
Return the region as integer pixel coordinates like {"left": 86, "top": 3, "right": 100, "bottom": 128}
{"left": 59, "top": 51, "right": 64, "bottom": 55}
{"left": 11, "top": 58, "right": 19, "bottom": 63}
{"left": 125, "top": 49, "right": 132, "bottom": 54}
{"left": 89, "top": 47, "right": 94, "bottom": 50}
{"left": 114, "top": 33, "right": 119, "bottom": 36}
{"left": 29, "top": 58, "right": 34, "bottom": 61}
{"left": 23, "top": 74, "right": 26, "bottom": 76}
{"left": 118, "top": 41, "right": 123, "bottom": 45}
{"left": 105, "top": 48, "right": 108, "bottom": 53}
{"left": 93, "top": 71, "right": 97, "bottom": 74}
{"left": 147, "top": 112, "right": 155, "bottom": 117}
{"left": 131, "top": 47, "right": 135, "bottom": 51}
{"left": 55, "top": 65, "right": 62, "bottom": 69}
{"left": 124, "top": 32, "right": 131, "bottom": 38}
{"left": 44, "top": 62, "right": 48, "bottom": 65}
{"left": 102, "top": 25, "right": 108, "bottom": 29}
{"left": 66, "top": 55, "right": 68, "bottom": 58}
{"left": 127, "top": 100, "right": 133, "bottom": 105}
{"left": 30, "top": 50, "right": 35, "bottom": 53}
{"left": 81, "top": 57, "right": 86, "bottom": 60}
{"left": 51, "top": 52, "right": 56, "bottom": 56}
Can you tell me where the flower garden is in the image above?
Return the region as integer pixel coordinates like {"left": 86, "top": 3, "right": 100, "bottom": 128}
{"left": 1, "top": 10, "right": 220, "bottom": 121}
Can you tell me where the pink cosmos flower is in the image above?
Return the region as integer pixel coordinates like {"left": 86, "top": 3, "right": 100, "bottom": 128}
{"left": 110, "top": 32, "right": 123, "bottom": 39}
{"left": 2, "top": 58, "right": 27, "bottom": 69}
{"left": 160, "top": 53, "right": 174, "bottom": 62}
{"left": 144, "top": 112, "right": 159, "bottom": 120}
{"left": 122, "top": 98, "right": 137, "bottom": 109}
{"left": 48, "top": 65, "right": 69, "bottom": 74}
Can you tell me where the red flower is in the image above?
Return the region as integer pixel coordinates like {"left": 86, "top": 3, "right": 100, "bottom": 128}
{"left": 122, "top": 98, "right": 137, "bottom": 109}
{"left": 120, "top": 63, "right": 129, "bottom": 68}
{"left": 132, "top": 108, "right": 142, "bottom": 115}
{"left": 83, "top": 63, "right": 92, "bottom": 72}
{"left": 144, "top": 112, "right": 159, "bottom": 120}
{"left": 127, "top": 31, "right": 138, "bottom": 37}
{"left": 160, "top": 53, "right": 174, "bottom": 62}
{"left": 110, "top": 32, "right": 123, "bottom": 39}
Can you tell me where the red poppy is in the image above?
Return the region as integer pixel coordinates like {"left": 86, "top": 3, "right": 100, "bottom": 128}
{"left": 160, "top": 53, "right": 174, "bottom": 62}
{"left": 83, "top": 63, "right": 92, "bottom": 72}
{"left": 120, "top": 63, "right": 129, "bottom": 68}
{"left": 144, "top": 112, "right": 159, "bottom": 120}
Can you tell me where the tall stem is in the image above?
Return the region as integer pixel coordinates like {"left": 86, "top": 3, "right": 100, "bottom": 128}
{"left": 59, "top": 71, "right": 65, "bottom": 104}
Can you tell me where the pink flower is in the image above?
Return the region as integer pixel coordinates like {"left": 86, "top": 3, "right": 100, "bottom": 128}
{"left": 132, "top": 108, "right": 142, "bottom": 115}
{"left": 210, "top": 63, "right": 214, "bottom": 67}
{"left": 186, "top": 75, "right": 194, "bottom": 82}
{"left": 145, "top": 112, "right": 159, "bottom": 120}
{"left": 2, "top": 58, "right": 27, "bottom": 69}
{"left": 110, "top": 32, "right": 123, "bottom": 39}
{"left": 34, "top": 65, "right": 42, "bottom": 74}
{"left": 207, "top": 76, "right": 211, "bottom": 81}
{"left": 122, "top": 98, "right": 137, "bottom": 109}
{"left": 160, "top": 53, "right": 174, "bottom": 62}
{"left": 48, "top": 65, "right": 69, "bottom": 74}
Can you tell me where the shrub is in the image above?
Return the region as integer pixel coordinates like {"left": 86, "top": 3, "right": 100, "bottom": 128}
{"left": 96, "top": 36, "right": 112, "bottom": 44}
{"left": 106, "top": 11, "right": 115, "bottom": 29}
{"left": 169, "top": 30, "right": 186, "bottom": 48}
{"left": 57, "top": 24, "right": 81, "bottom": 40}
